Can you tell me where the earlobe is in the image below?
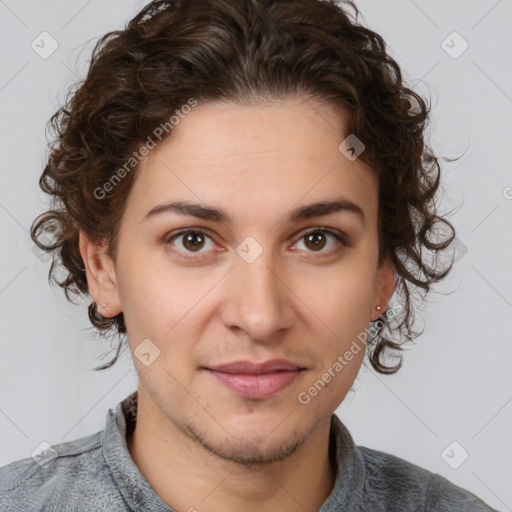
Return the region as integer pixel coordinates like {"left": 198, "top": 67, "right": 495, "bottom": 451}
{"left": 79, "top": 230, "right": 122, "bottom": 317}
{"left": 373, "top": 260, "right": 398, "bottom": 321}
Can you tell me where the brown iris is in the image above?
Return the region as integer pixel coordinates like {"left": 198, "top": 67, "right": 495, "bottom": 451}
{"left": 304, "top": 232, "right": 327, "bottom": 251}
{"left": 182, "top": 232, "right": 206, "bottom": 252}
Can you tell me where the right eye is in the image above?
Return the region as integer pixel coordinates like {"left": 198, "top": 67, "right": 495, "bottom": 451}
{"left": 165, "top": 229, "right": 217, "bottom": 260}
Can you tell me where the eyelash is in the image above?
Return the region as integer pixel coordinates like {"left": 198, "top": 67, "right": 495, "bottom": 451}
{"left": 164, "top": 227, "right": 349, "bottom": 260}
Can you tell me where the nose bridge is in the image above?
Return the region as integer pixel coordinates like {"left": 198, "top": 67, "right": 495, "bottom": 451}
{"left": 223, "top": 236, "right": 293, "bottom": 340}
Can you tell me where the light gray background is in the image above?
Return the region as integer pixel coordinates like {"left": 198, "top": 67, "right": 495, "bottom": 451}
{"left": 0, "top": 1, "right": 511, "bottom": 510}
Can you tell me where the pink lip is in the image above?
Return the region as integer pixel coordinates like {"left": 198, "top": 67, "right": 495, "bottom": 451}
{"left": 206, "top": 359, "right": 303, "bottom": 374}
{"left": 203, "top": 359, "right": 306, "bottom": 399}
{"left": 205, "top": 369, "right": 304, "bottom": 399}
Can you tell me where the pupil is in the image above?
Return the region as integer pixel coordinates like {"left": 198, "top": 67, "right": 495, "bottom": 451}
{"left": 306, "top": 232, "right": 325, "bottom": 250}
{"left": 184, "top": 232, "right": 204, "bottom": 251}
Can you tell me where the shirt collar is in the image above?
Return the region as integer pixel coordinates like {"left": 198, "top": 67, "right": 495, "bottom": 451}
{"left": 102, "top": 391, "right": 366, "bottom": 512}
{"left": 102, "top": 390, "right": 173, "bottom": 511}
{"left": 321, "top": 410, "right": 366, "bottom": 511}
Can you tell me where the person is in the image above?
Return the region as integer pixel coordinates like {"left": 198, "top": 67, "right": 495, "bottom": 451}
{"left": 0, "top": 0, "right": 497, "bottom": 510}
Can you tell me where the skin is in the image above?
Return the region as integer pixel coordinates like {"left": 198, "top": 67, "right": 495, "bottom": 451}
{"left": 80, "top": 97, "right": 397, "bottom": 512}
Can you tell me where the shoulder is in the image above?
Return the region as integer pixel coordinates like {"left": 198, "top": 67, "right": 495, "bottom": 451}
{"left": 424, "top": 471, "right": 497, "bottom": 512}
{"left": 357, "top": 446, "right": 497, "bottom": 511}
{"left": 0, "top": 430, "right": 127, "bottom": 512}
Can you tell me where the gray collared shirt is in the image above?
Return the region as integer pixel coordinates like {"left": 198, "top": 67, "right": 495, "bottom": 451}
{"left": 0, "top": 391, "right": 497, "bottom": 511}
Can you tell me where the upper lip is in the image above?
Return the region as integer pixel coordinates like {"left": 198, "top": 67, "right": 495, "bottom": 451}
{"left": 205, "top": 359, "right": 304, "bottom": 375}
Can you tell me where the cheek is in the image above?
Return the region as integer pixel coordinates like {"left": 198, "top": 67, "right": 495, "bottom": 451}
{"left": 295, "top": 269, "right": 374, "bottom": 392}
{"left": 296, "top": 349, "right": 365, "bottom": 414}
{"left": 116, "top": 266, "right": 176, "bottom": 340}
{"left": 299, "top": 266, "right": 375, "bottom": 332}
{"left": 119, "top": 275, "right": 207, "bottom": 372}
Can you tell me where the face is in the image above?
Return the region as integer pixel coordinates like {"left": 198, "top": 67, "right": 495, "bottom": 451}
{"left": 81, "top": 97, "right": 396, "bottom": 466}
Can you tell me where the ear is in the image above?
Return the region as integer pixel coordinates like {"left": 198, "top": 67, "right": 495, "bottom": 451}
{"left": 371, "top": 258, "right": 398, "bottom": 322}
{"left": 79, "top": 230, "right": 122, "bottom": 318}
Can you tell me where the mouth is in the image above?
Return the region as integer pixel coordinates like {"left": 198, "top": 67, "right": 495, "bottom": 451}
{"left": 203, "top": 361, "right": 306, "bottom": 399}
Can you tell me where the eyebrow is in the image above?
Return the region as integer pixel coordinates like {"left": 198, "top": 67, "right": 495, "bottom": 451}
{"left": 142, "top": 197, "right": 365, "bottom": 226}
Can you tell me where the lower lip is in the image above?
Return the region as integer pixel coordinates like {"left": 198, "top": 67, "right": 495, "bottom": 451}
{"left": 205, "top": 369, "right": 303, "bottom": 399}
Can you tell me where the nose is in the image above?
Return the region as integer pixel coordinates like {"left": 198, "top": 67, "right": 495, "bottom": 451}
{"left": 220, "top": 248, "right": 295, "bottom": 342}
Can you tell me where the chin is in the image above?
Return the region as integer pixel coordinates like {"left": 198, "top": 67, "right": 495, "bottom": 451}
{"left": 197, "top": 426, "right": 307, "bottom": 466}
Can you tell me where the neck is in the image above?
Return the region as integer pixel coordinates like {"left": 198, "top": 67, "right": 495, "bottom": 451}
{"left": 126, "top": 390, "right": 336, "bottom": 512}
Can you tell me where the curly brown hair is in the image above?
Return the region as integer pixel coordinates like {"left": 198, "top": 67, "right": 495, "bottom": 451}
{"left": 31, "top": 0, "right": 457, "bottom": 373}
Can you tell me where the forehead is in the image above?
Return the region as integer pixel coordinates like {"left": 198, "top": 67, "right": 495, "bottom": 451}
{"left": 125, "top": 98, "right": 378, "bottom": 227}
{"left": 159, "top": 98, "right": 354, "bottom": 162}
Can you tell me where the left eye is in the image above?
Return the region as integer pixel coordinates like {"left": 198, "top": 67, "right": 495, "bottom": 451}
{"left": 294, "top": 229, "right": 346, "bottom": 253}
{"left": 165, "top": 228, "right": 347, "bottom": 259}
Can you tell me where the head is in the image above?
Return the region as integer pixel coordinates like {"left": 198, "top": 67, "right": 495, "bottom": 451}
{"left": 31, "top": 0, "right": 456, "bottom": 462}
